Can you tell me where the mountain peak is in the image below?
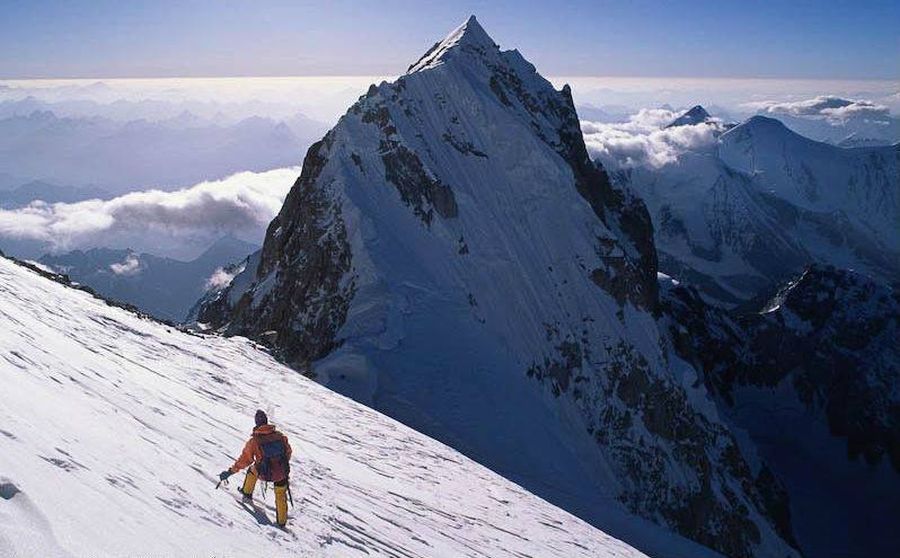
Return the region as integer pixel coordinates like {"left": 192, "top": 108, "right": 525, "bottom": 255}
{"left": 666, "top": 105, "right": 711, "bottom": 128}
{"left": 744, "top": 114, "right": 786, "bottom": 128}
{"left": 684, "top": 105, "right": 710, "bottom": 119}
{"left": 407, "top": 15, "right": 499, "bottom": 73}
{"left": 719, "top": 114, "right": 801, "bottom": 150}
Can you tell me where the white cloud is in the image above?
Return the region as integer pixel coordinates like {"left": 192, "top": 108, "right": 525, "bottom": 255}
{"left": 109, "top": 254, "right": 141, "bottom": 276}
{"left": 746, "top": 95, "right": 890, "bottom": 124}
{"left": 0, "top": 166, "right": 298, "bottom": 256}
{"left": 581, "top": 108, "right": 723, "bottom": 169}
{"left": 205, "top": 265, "right": 243, "bottom": 291}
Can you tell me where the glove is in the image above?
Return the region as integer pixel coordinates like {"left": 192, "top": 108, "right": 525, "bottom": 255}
{"left": 219, "top": 470, "right": 233, "bottom": 482}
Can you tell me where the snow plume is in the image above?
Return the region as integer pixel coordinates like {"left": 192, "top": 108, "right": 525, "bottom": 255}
{"left": 109, "top": 254, "right": 141, "bottom": 276}
{"left": 748, "top": 95, "right": 891, "bottom": 124}
{"left": 581, "top": 108, "right": 722, "bottom": 169}
{"left": 0, "top": 167, "right": 298, "bottom": 258}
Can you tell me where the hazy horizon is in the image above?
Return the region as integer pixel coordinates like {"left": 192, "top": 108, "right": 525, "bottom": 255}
{"left": 3, "top": 74, "right": 898, "bottom": 122}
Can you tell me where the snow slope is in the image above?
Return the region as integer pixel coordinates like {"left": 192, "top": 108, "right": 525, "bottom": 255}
{"left": 0, "top": 255, "right": 647, "bottom": 558}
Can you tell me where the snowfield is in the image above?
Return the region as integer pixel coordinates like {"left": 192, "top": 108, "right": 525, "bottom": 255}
{"left": 0, "top": 256, "right": 646, "bottom": 558}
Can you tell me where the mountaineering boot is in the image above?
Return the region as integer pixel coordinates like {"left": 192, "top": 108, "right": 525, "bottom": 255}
{"left": 240, "top": 469, "right": 258, "bottom": 500}
{"left": 274, "top": 483, "right": 288, "bottom": 527}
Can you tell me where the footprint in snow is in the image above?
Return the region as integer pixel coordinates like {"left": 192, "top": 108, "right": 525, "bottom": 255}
{"left": 0, "top": 481, "right": 21, "bottom": 500}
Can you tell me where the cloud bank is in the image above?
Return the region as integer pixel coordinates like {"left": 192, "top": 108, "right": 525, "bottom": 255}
{"left": 746, "top": 95, "right": 891, "bottom": 124}
{"left": 581, "top": 108, "right": 723, "bottom": 169}
{"left": 0, "top": 167, "right": 298, "bottom": 258}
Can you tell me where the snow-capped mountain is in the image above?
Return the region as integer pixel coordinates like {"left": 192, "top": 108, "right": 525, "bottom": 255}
{"left": 197, "top": 17, "right": 798, "bottom": 557}
{"left": 0, "top": 254, "right": 650, "bottom": 558}
{"left": 662, "top": 265, "right": 900, "bottom": 557}
{"left": 618, "top": 114, "right": 899, "bottom": 306}
{"left": 667, "top": 105, "right": 714, "bottom": 128}
{"left": 39, "top": 235, "right": 257, "bottom": 322}
{"left": 753, "top": 110, "right": 900, "bottom": 148}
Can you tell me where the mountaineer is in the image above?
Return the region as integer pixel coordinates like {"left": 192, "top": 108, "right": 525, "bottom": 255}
{"left": 219, "top": 410, "right": 292, "bottom": 527}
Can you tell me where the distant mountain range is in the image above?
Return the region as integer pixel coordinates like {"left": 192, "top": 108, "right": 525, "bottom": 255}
{"left": 0, "top": 180, "right": 109, "bottom": 208}
{"left": 0, "top": 108, "right": 326, "bottom": 193}
{"left": 40, "top": 235, "right": 256, "bottom": 322}
{"left": 665, "top": 105, "right": 715, "bottom": 128}
{"left": 757, "top": 111, "right": 900, "bottom": 148}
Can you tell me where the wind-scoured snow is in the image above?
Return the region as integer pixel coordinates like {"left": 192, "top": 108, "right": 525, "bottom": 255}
{"left": 0, "top": 256, "right": 646, "bottom": 558}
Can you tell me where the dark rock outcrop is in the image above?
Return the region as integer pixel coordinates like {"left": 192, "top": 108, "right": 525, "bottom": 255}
{"left": 198, "top": 137, "right": 355, "bottom": 366}
{"left": 663, "top": 265, "right": 900, "bottom": 556}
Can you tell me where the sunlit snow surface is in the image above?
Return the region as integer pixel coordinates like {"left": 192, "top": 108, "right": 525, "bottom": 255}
{"left": 0, "top": 257, "right": 646, "bottom": 558}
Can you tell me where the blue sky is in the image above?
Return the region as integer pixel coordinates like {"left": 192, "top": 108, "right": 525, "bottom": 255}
{"left": 1, "top": 0, "right": 898, "bottom": 79}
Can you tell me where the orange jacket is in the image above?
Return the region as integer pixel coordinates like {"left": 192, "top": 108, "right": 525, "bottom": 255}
{"left": 229, "top": 424, "right": 292, "bottom": 475}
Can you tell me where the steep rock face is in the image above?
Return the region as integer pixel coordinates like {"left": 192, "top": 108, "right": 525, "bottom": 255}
{"left": 199, "top": 18, "right": 795, "bottom": 557}
{"left": 200, "top": 137, "right": 356, "bottom": 364}
{"left": 622, "top": 117, "right": 900, "bottom": 307}
{"left": 663, "top": 266, "right": 900, "bottom": 556}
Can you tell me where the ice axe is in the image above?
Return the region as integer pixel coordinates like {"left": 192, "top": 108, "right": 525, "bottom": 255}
{"left": 215, "top": 471, "right": 232, "bottom": 490}
{"left": 214, "top": 464, "right": 238, "bottom": 490}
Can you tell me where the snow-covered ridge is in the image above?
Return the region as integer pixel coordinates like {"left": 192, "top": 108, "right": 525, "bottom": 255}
{"left": 0, "top": 255, "right": 646, "bottom": 558}
{"left": 407, "top": 15, "right": 499, "bottom": 74}
{"left": 719, "top": 115, "right": 899, "bottom": 241}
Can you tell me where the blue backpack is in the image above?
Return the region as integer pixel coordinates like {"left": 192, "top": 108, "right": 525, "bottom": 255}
{"left": 256, "top": 434, "right": 288, "bottom": 482}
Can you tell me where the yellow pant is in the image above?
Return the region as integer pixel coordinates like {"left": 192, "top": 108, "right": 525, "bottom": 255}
{"left": 274, "top": 484, "right": 288, "bottom": 527}
{"left": 240, "top": 469, "right": 288, "bottom": 527}
{"left": 240, "top": 469, "right": 258, "bottom": 497}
